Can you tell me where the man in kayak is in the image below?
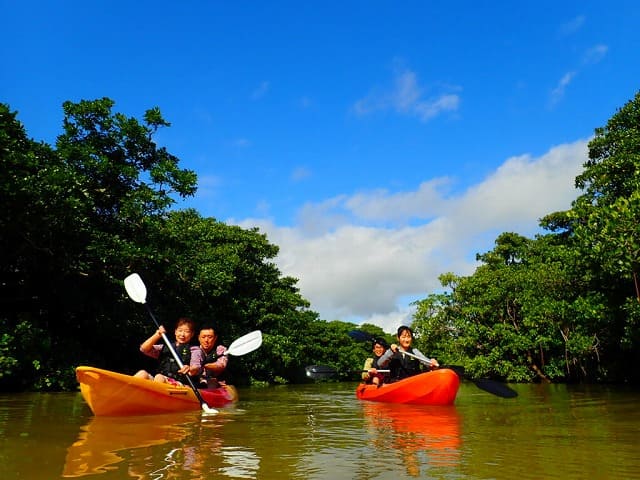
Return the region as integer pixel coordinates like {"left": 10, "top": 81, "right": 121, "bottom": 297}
{"left": 196, "top": 324, "right": 228, "bottom": 389}
{"left": 362, "top": 337, "right": 389, "bottom": 386}
{"left": 134, "top": 317, "right": 203, "bottom": 385}
{"left": 378, "top": 325, "right": 439, "bottom": 381}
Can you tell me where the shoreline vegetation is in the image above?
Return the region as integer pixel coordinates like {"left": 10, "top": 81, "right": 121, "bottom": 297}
{"left": 1, "top": 91, "right": 640, "bottom": 392}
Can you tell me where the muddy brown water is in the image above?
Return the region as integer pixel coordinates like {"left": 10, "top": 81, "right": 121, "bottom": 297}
{"left": 1, "top": 381, "right": 639, "bottom": 479}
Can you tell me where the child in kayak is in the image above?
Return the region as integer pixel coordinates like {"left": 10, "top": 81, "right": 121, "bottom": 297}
{"left": 378, "top": 325, "right": 439, "bottom": 381}
{"left": 134, "top": 317, "right": 203, "bottom": 385}
{"left": 362, "top": 337, "right": 389, "bottom": 386}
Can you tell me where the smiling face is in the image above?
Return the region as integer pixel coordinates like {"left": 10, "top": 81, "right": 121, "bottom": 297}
{"left": 174, "top": 326, "right": 193, "bottom": 345}
{"left": 372, "top": 343, "right": 386, "bottom": 356}
{"left": 174, "top": 318, "right": 195, "bottom": 345}
{"left": 397, "top": 328, "right": 413, "bottom": 350}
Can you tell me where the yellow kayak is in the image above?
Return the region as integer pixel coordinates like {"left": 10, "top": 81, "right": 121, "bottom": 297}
{"left": 76, "top": 366, "right": 238, "bottom": 416}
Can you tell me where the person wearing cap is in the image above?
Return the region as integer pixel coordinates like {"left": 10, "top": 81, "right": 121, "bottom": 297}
{"left": 378, "top": 325, "right": 439, "bottom": 381}
{"left": 362, "top": 337, "right": 389, "bottom": 386}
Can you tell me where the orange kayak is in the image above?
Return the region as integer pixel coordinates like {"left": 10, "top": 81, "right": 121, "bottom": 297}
{"left": 356, "top": 368, "right": 460, "bottom": 405}
{"left": 76, "top": 366, "right": 238, "bottom": 416}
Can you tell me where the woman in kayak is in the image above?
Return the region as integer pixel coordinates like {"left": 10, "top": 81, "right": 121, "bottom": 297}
{"left": 378, "top": 325, "right": 438, "bottom": 381}
{"left": 134, "top": 317, "right": 203, "bottom": 385}
{"left": 362, "top": 337, "right": 389, "bottom": 386}
{"left": 196, "top": 324, "right": 228, "bottom": 389}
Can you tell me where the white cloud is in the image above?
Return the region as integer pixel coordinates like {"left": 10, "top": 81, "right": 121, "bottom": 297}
{"left": 352, "top": 68, "right": 461, "bottom": 122}
{"left": 236, "top": 139, "right": 589, "bottom": 334}
{"left": 549, "top": 71, "right": 576, "bottom": 106}
{"left": 559, "top": 15, "right": 586, "bottom": 36}
{"left": 549, "top": 44, "right": 607, "bottom": 107}
{"left": 251, "top": 81, "right": 270, "bottom": 100}
{"left": 582, "top": 44, "right": 608, "bottom": 65}
{"left": 291, "top": 166, "right": 311, "bottom": 182}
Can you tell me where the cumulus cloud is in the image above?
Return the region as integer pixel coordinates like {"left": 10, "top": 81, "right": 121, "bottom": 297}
{"left": 236, "top": 139, "right": 589, "bottom": 334}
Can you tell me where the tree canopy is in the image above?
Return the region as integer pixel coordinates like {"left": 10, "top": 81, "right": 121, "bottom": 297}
{"left": 0, "top": 99, "right": 366, "bottom": 390}
{"left": 411, "top": 91, "right": 640, "bottom": 384}
{"left": 2, "top": 91, "right": 640, "bottom": 391}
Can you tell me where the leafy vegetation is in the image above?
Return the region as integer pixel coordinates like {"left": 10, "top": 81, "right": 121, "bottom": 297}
{"left": 412, "top": 91, "right": 640, "bottom": 384}
{"left": 1, "top": 91, "right": 639, "bottom": 391}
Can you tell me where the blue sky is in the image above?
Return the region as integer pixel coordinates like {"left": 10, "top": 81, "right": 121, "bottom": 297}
{"left": 3, "top": 1, "right": 640, "bottom": 332}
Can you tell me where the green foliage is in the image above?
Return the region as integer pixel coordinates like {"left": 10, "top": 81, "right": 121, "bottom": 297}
{"left": 573, "top": 91, "right": 640, "bottom": 287}
{"left": 411, "top": 91, "right": 640, "bottom": 384}
{"left": 3, "top": 91, "right": 640, "bottom": 390}
{"left": 0, "top": 98, "right": 361, "bottom": 390}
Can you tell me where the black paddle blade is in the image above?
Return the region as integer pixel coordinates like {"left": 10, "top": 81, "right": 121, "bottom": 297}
{"left": 472, "top": 378, "right": 518, "bottom": 398}
{"left": 348, "top": 330, "right": 375, "bottom": 342}
{"left": 442, "top": 365, "right": 517, "bottom": 398}
{"left": 305, "top": 365, "right": 338, "bottom": 379}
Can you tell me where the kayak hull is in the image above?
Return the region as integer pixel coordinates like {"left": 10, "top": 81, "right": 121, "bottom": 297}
{"left": 76, "top": 366, "right": 238, "bottom": 416}
{"left": 356, "top": 368, "right": 460, "bottom": 405}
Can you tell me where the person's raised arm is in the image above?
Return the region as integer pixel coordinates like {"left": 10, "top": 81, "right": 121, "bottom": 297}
{"left": 140, "top": 325, "right": 166, "bottom": 355}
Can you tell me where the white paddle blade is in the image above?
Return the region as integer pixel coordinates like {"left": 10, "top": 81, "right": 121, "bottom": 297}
{"left": 201, "top": 404, "right": 219, "bottom": 415}
{"left": 124, "top": 273, "right": 147, "bottom": 304}
{"left": 226, "top": 330, "right": 262, "bottom": 356}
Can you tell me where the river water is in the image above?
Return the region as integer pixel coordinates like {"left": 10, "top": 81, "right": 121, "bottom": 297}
{"left": 1, "top": 381, "right": 638, "bottom": 479}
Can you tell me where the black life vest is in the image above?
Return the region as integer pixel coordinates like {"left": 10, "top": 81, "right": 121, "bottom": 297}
{"left": 371, "top": 354, "right": 384, "bottom": 369}
{"left": 389, "top": 348, "right": 421, "bottom": 381}
{"left": 200, "top": 347, "right": 226, "bottom": 382}
{"left": 157, "top": 343, "right": 191, "bottom": 379}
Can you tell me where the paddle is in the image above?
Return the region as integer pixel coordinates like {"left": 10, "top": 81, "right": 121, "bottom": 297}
{"left": 305, "top": 364, "right": 390, "bottom": 379}
{"left": 397, "top": 348, "right": 517, "bottom": 399}
{"left": 224, "top": 330, "right": 263, "bottom": 357}
{"left": 124, "top": 273, "right": 219, "bottom": 414}
{"left": 348, "top": 329, "right": 518, "bottom": 399}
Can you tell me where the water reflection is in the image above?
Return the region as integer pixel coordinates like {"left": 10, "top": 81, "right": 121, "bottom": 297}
{"left": 62, "top": 410, "right": 264, "bottom": 479}
{"left": 3, "top": 385, "right": 639, "bottom": 480}
{"left": 218, "top": 446, "right": 260, "bottom": 479}
{"left": 361, "top": 402, "right": 461, "bottom": 477}
{"left": 62, "top": 413, "right": 194, "bottom": 477}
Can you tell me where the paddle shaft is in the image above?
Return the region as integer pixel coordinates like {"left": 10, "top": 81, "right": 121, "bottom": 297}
{"left": 143, "top": 305, "right": 216, "bottom": 411}
{"left": 124, "top": 273, "right": 218, "bottom": 412}
{"left": 389, "top": 346, "right": 516, "bottom": 398}
{"left": 305, "top": 365, "right": 389, "bottom": 379}
{"left": 392, "top": 347, "right": 436, "bottom": 366}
